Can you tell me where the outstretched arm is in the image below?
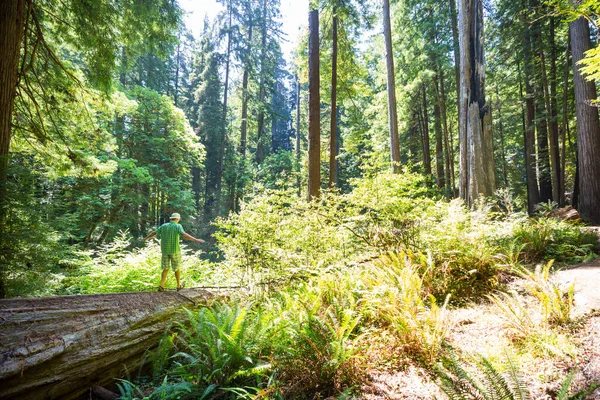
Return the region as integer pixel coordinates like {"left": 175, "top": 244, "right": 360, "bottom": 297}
{"left": 182, "top": 232, "right": 205, "bottom": 243}
{"left": 144, "top": 232, "right": 157, "bottom": 241}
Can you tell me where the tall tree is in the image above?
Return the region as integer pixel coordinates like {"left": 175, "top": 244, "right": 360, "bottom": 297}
{"left": 329, "top": 1, "right": 339, "bottom": 188}
{"left": 458, "top": 0, "right": 495, "bottom": 204}
{"left": 570, "top": 17, "right": 600, "bottom": 224}
{"left": 383, "top": 0, "right": 401, "bottom": 173}
{"left": 308, "top": 6, "right": 321, "bottom": 200}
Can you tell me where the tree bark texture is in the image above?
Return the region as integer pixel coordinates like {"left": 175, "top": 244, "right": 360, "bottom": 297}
{"left": 217, "top": 3, "right": 232, "bottom": 214}
{"left": 0, "top": 0, "right": 26, "bottom": 299}
{"left": 422, "top": 85, "right": 432, "bottom": 176}
{"left": 329, "top": 9, "right": 338, "bottom": 188}
{"left": 308, "top": 8, "right": 320, "bottom": 200}
{"left": 457, "top": 0, "right": 495, "bottom": 204}
{"left": 383, "top": 0, "right": 401, "bottom": 173}
{"left": 0, "top": 289, "right": 219, "bottom": 400}
{"left": 570, "top": 17, "right": 600, "bottom": 224}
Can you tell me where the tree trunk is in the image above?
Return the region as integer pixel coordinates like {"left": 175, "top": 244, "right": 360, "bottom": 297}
{"left": 439, "top": 67, "right": 455, "bottom": 194}
{"left": 561, "top": 33, "right": 570, "bottom": 204}
{"left": 216, "top": 2, "right": 233, "bottom": 217}
{"left": 240, "top": 19, "right": 253, "bottom": 158}
{"left": 457, "top": 0, "right": 495, "bottom": 204}
{"left": 521, "top": 11, "right": 541, "bottom": 215}
{"left": 0, "top": 289, "right": 220, "bottom": 400}
{"left": 174, "top": 34, "right": 181, "bottom": 107}
{"left": 570, "top": 17, "right": 600, "bottom": 224}
{"left": 422, "top": 85, "right": 432, "bottom": 176}
{"left": 549, "top": 16, "right": 562, "bottom": 206}
{"left": 329, "top": 7, "right": 338, "bottom": 188}
{"left": 433, "top": 76, "right": 445, "bottom": 188}
{"left": 296, "top": 75, "right": 301, "bottom": 197}
{"left": 256, "top": 0, "right": 268, "bottom": 165}
{"left": 532, "top": 35, "right": 553, "bottom": 203}
{"left": 383, "top": 0, "right": 401, "bottom": 173}
{"left": 448, "top": 0, "right": 461, "bottom": 142}
{"left": 0, "top": 0, "right": 26, "bottom": 299}
{"left": 496, "top": 89, "right": 508, "bottom": 187}
{"left": 308, "top": 8, "right": 320, "bottom": 200}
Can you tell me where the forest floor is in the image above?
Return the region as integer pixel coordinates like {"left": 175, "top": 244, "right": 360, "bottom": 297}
{"left": 364, "top": 254, "right": 600, "bottom": 399}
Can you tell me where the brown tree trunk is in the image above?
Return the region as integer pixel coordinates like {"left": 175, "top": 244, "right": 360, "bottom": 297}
{"left": 256, "top": 0, "right": 268, "bottom": 164}
{"left": 496, "top": 89, "right": 508, "bottom": 187}
{"left": 549, "top": 16, "right": 562, "bottom": 206}
{"left": 308, "top": 8, "right": 320, "bottom": 200}
{"left": 521, "top": 12, "right": 541, "bottom": 215}
{"left": 422, "top": 85, "right": 432, "bottom": 176}
{"left": 0, "top": 289, "right": 220, "bottom": 400}
{"left": 329, "top": 7, "right": 338, "bottom": 188}
{"left": 383, "top": 0, "right": 401, "bottom": 173}
{"left": 217, "top": 2, "right": 232, "bottom": 214}
{"left": 433, "top": 76, "right": 445, "bottom": 188}
{"left": 457, "top": 0, "right": 495, "bottom": 204}
{"left": 561, "top": 34, "right": 570, "bottom": 204}
{"left": 439, "top": 68, "right": 455, "bottom": 194}
{"left": 296, "top": 75, "right": 301, "bottom": 196}
{"left": 0, "top": 0, "right": 26, "bottom": 298}
{"left": 570, "top": 17, "right": 600, "bottom": 224}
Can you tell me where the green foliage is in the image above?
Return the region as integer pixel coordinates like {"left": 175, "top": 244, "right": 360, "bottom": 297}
{"left": 172, "top": 303, "right": 272, "bottom": 391}
{"left": 270, "top": 281, "right": 366, "bottom": 399}
{"left": 363, "top": 253, "right": 451, "bottom": 366}
{"left": 436, "top": 351, "right": 530, "bottom": 400}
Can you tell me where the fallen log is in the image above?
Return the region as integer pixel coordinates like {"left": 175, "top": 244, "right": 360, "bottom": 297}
{"left": 0, "top": 288, "right": 223, "bottom": 400}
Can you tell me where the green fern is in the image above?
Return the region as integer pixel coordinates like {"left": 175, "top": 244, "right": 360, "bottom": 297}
{"left": 435, "top": 351, "right": 531, "bottom": 400}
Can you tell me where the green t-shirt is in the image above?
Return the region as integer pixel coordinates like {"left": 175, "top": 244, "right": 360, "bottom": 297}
{"left": 155, "top": 221, "right": 185, "bottom": 255}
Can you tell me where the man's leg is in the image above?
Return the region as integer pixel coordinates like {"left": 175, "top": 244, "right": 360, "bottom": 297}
{"left": 160, "top": 254, "right": 170, "bottom": 289}
{"left": 173, "top": 253, "right": 182, "bottom": 289}
{"left": 175, "top": 270, "right": 181, "bottom": 288}
{"left": 160, "top": 269, "right": 169, "bottom": 288}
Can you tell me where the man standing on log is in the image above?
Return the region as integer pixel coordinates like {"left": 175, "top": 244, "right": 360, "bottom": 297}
{"left": 144, "top": 213, "right": 204, "bottom": 291}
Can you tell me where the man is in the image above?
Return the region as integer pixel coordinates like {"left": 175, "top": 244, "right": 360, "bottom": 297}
{"left": 144, "top": 213, "right": 205, "bottom": 291}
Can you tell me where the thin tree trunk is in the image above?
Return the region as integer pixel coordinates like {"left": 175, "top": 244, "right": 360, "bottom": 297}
{"left": 570, "top": 17, "right": 600, "bottom": 224}
{"left": 308, "top": 8, "right": 320, "bottom": 200}
{"left": 422, "top": 85, "right": 432, "bottom": 176}
{"left": 174, "top": 34, "right": 181, "bottom": 106}
{"left": 561, "top": 33, "right": 570, "bottom": 204}
{"left": 256, "top": 0, "right": 268, "bottom": 164}
{"left": 549, "top": 16, "right": 562, "bottom": 206}
{"left": 448, "top": 0, "right": 461, "bottom": 141}
{"left": 296, "top": 75, "right": 301, "bottom": 196}
{"left": 496, "top": 89, "right": 508, "bottom": 187}
{"left": 521, "top": 11, "right": 541, "bottom": 215}
{"left": 433, "top": 76, "right": 445, "bottom": 188}
{"left": 329, "top": 7, "right": 338, "bottom": 188}
{"left": 439, "top": 68, "right": 455, "bottom": 194}
{"left": 240, "top": 17, "right": 253, "bottom": 158}
{"left": 217, "top": 2, "right": 232, "bottom": 215}
{"left": 383, "top": 0, "right": 401, "bottom": 173}
{"left": 531, "top": 11, "right": 552, "bottom": 203}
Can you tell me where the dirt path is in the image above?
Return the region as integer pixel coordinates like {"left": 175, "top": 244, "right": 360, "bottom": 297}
{"left": 556, "top": 258, "right": 600, "bottom": 315}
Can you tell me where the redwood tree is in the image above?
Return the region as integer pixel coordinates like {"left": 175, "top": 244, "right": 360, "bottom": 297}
{"left": 570, "top": 17, "right": 600, "bottom": 224}
{"left": 308, "top": 6, "right": 321, "bottom": 200}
